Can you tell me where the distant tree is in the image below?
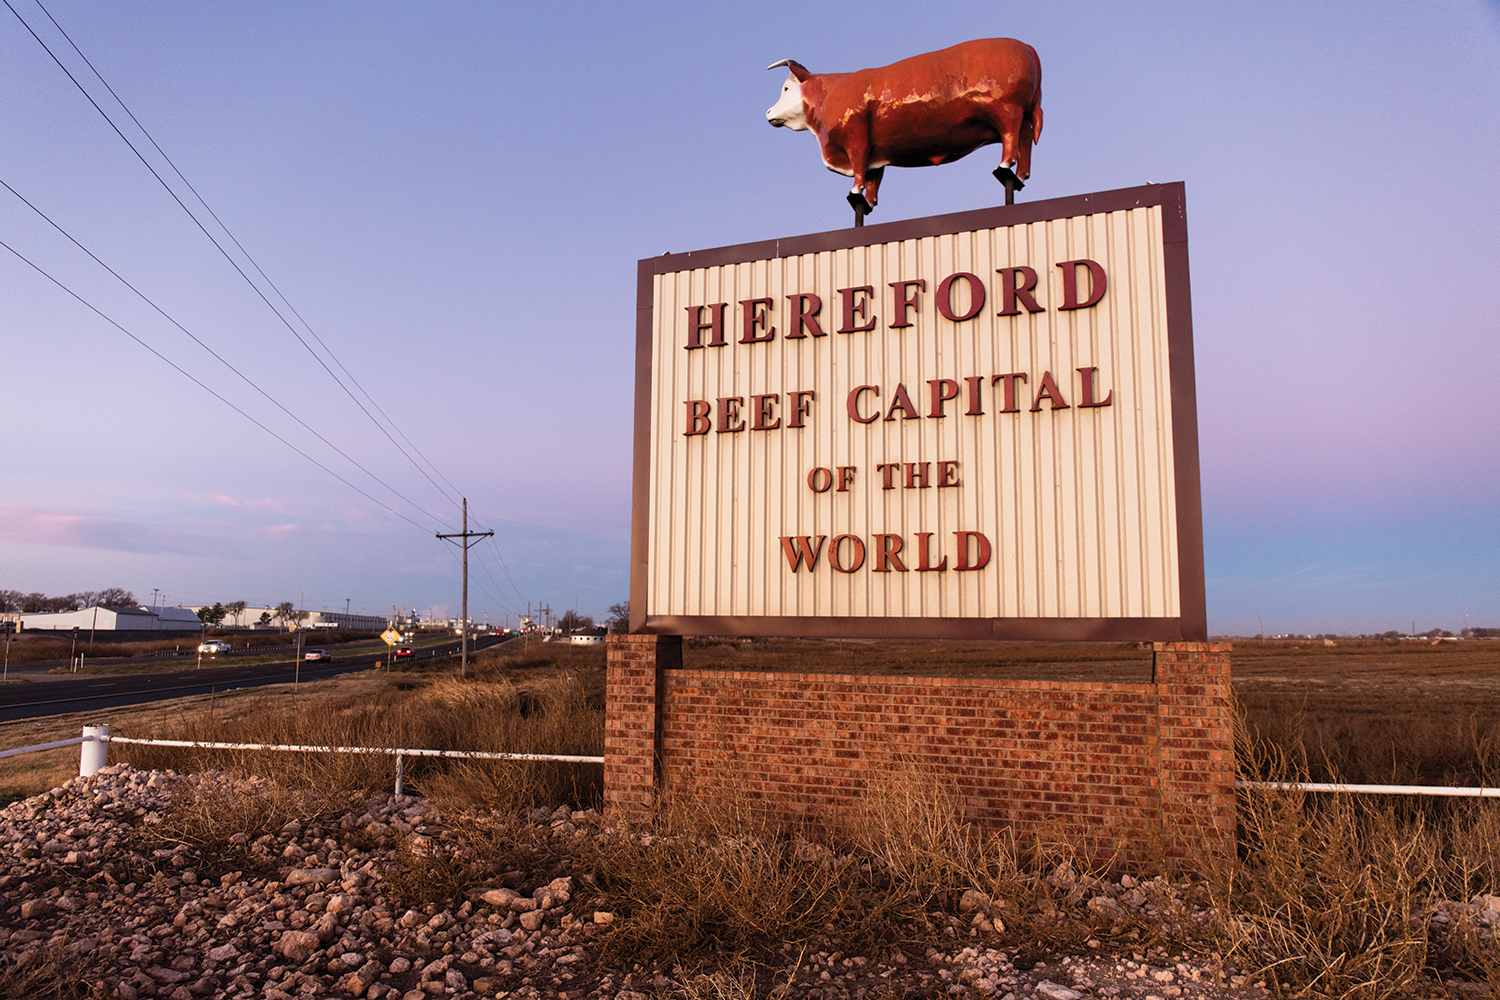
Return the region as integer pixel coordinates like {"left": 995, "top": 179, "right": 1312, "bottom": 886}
{"left": 605, "top": 601, "right": 630, "bottom": 633}
{"left": 225, "top": 600, "right": 248, "bottom": 627}
{"left": 273, "top": 602, "right": 297, "bottom": 630}
{"left": 556, "top": 609, "right": 594, "bottom": 633}
{"left": 0, "top": 590, "right": 21, "bottom": 612}
{"left": 258, "top": 611, "right": 273, "bottom": 627}
{"left": 196, "top": 603, "right": 226, "bottom": 627}
{"left": 94, "top": 588, "right": 136, "bottom": 607}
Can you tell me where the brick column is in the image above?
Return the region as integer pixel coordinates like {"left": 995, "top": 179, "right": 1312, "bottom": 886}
{"left": 1153, "top": 641, "right": 1234, "bottom": 862}
{"left": 604, "top": 634, "right": 680, "bottom": 822}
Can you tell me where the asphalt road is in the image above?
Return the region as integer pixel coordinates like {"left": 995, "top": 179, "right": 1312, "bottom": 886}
{"left": 0, "top": 636, "right": 508, "bottom": 723}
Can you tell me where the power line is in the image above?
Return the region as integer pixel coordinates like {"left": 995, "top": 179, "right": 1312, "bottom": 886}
{"left": 1, "top": 177, "right": 454, "bottom": 533}
{"left": 7, "top": 0, "right": 466, "bottom": 517}
{"left": 0, "top": 238, "right": 433, "bottom": 534}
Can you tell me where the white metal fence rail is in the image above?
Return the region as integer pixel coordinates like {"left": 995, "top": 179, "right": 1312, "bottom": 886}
{"left": 2, "top": 724, "right": 603, "bottom": 796}
{"left": 1, "top": 727, "right": 1493, "bottom": 802}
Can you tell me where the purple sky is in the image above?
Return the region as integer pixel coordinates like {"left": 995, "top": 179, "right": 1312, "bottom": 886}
{"left": 3, "top": 2, "right": 1497, "bottom": 635}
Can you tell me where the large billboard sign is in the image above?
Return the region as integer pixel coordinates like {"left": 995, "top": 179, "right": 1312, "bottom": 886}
{"left": 631, "top": 183, "right": 1205, "bottom": 640}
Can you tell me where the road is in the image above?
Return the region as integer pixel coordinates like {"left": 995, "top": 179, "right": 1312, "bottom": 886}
{"left": 0, "top": 635, "right": 508, "bottom": 722}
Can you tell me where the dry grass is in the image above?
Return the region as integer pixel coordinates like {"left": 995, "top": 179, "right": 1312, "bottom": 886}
{"left": 0, "top": 943, "right": 106, "bottom": 999}
{"left": 8, "top": 637, "right": 1500, "bottom": 995}
{"left": 1225, "top": 708, "right": 1500, "bottom": 998}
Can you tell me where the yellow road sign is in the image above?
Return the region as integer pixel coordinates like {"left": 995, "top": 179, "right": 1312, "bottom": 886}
{"left": 381, "top": 628, "right": 400, "bottom": 646}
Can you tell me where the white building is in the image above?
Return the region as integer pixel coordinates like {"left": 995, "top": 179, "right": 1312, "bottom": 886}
{"left": 15, "top": 605, "right": 202, "bottom": 632}
{"left": 192, "top": 606, "right": 389, "bottom": 631}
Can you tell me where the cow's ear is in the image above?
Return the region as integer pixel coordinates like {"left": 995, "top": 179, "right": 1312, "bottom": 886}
{"left": 767, "top": 59, "right": 810, "bottom": 82}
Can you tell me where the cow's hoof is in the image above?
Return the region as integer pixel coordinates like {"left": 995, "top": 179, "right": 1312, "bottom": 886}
{"left": 846, "top": 190, "right": 875, "bottom": 213}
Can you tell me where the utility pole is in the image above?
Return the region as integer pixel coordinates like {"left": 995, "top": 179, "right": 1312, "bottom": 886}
{"left": 436, "top": 498, "right": 492, "bottom": 677}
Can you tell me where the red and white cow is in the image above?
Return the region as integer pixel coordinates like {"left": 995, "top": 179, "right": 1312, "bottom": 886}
{"left": 767, "top": 38, "right": 1042, "bottom": 212}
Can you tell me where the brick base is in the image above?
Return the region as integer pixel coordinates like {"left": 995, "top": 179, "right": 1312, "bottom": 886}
{"left": 605, "top": 637, "right": 1232, "bottom": 862}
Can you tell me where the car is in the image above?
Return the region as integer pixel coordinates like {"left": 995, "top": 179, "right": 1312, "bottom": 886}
{"left": 393, "top": 646, "right": 415, "bottom": 661}
{"left": 303, "top": 649, "right": 331, "bottom": 662}
{"left": 198, "top": 639, "right": 232, "bottom": 655}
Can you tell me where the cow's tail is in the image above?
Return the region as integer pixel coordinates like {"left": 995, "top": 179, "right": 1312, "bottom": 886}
{"left": 1029, "top": 44, "right": 1043, "bottom": 143}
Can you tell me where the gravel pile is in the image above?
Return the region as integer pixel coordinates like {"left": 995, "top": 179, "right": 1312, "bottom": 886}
{"left": 0, "top": 764, "right": 1324, "bottom": 998}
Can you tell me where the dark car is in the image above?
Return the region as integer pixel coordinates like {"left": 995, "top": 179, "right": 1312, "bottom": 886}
{"left": 303, "top": 649, "right": 331, "bottom": 662}
{"left": 394, "top": 646, "right": 415, "bottom": 660}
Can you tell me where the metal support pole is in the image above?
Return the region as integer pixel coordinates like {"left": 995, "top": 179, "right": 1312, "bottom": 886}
{"left": 80, "top": 724, "right": 108, "bottom": 776}
{"left": 993, "top": 165, "right": 1024, "bottom": 206}
{"left": 394, "top": 753, "right": 405, "bottom": 797}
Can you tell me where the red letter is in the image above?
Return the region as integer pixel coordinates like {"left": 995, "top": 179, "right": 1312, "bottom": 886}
{"left": 889, "top": 278, "right": 926, "bottom": 328}
{"left": 830, "top": 534, "right": 865, "bottom": 573}
{"left": 837, "top": 286, "right": 877, "bottom": 333}
{"left": 992, "top": 372, "right": 1028, "bottom": 413}
{"left": 1031, "top": 371, "right": 1070, "bottom": 411}
{"left": 1077, "top": 366, "right": 1114, "bottom": 408}
{"left": 953, "top": 531, "right": 992, "bottom": 571}
{"left": 915, "top": 532, "right": 948, "bottom": 572}
{"left": 997, "top": 267, "right": 1043, "bottom": 315}
{"left": 780, "top": 535, "right": 826, "bottom": 571}
{"left": 875, "top": 463, "right": 899, "bottom": 490}
{"left": 964, "top": 375, "right": 985, "bottom": 415}
{"left": 936, "top": 272, "right": 985, "bottom": 321}
{"left": 788, "top": 390, "right": 814, "bottom": 428}
{"left": 937, "top": 460, "right": 960, "bottom": 487}
{"left": 1058, "top": 259, "right": 1107, "bottom": 310}
{"left": 883, "top": 383, "right": 918, "bottom": 421}
{"left": 684, "top": 400, "right": 711, "bottom": 436}
{"left": 903, "top": 462, "right": 930, "bottom": 489}
{"left": 717, "top": 396, "right": 746, "bottom": 431}
{"left": 928, "top": 378, "right": 959, "bottom": 417}
{"left": 685, "top": 303, "right": 727, "bottom": 349}
{"left": 752, "top": 393, "right": 780, "bottom": 429}
{"left": 739, "top": 298, "right": 775, "bottom": 343}
{"left": 873, "top": 533, "right": 908, "bottom": 572}
{"left": 847, "top": 385, "right": 880, "bottom": 423}
{"left": 836, "top": 465, "right": 857, "bottom": 492}
{"left": 785, "top": 292, "right": 825, "bottom": 338}
{"left": 806, "top": 467, "right": 833, "bottom": 493}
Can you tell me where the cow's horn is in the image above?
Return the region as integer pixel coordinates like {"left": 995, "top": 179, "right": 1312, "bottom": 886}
{"left": 766, "top": 59, "right": 810, "bottom": 81}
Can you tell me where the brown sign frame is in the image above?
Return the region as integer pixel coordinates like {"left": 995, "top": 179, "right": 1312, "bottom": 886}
{"left": 630, "top": 182, "right": 1206, "bottom": 641}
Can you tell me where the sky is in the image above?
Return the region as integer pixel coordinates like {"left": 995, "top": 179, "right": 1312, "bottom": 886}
{"left": 2, "top": 1, "right": 1497, "bottom": 637}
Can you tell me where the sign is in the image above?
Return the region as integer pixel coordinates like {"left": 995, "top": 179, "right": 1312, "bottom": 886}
{"left": 631, "top": 183, "right": 1205, "bottom": 641}
{"left": 381, "top": 628, "right": 401, "bottom": 646}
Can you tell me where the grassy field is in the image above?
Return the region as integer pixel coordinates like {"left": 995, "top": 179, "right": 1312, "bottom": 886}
{"left": 3, "top": 636, "right": 1499, "bottom": 996}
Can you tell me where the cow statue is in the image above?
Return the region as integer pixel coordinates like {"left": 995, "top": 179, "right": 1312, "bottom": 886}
{"left": 766, "top": 38, "right": 1042, "bottom": 214}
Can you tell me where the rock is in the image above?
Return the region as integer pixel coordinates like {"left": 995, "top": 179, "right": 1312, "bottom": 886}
{"left": 959, "top": 889, "right": 991, "bottom": 913}
{"left": 206, "top": 944, "right": 239, "bottom": 962}
{"left": 20, "top": 898, "right": 53, "bottom": 919}
{"left": 593, "top": 911, "right": 616, "bottom": 926}
{"left": 1036, "top": 983, "right": 1084, "bottom": 1000}
{"left": 285, "top": 867, "right": 340, "bottom": 886}
{"left": 519, "top": 908, "right": 547, "bottom": 931}
{"left": 275, "top": 929, "right": 322, "bottom": 963}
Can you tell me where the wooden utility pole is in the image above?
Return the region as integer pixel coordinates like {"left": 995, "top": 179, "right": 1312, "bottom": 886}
{"left": 436, "top": 498, "right": 492, "bottom": 677}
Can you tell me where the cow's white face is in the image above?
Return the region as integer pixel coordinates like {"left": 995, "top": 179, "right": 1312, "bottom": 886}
{"left": 767, "top": 73, "right": 809, "bottom": 130}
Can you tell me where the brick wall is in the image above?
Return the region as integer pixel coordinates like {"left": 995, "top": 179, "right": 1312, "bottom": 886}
{"left": 605, "top": 638, "right": 1232, "bottom": 862}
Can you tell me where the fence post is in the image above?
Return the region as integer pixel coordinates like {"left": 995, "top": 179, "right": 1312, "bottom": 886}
{"left": 394, "top": 753, "right": 405, "bottom": 797}
{"left": 79, "top": 724, "right": 108, "bottom": 777}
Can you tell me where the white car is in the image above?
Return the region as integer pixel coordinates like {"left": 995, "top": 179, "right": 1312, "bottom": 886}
{"left": 303, "top": 649, "right": 331, "bottom": 662}
{"left": 198, "top": 639, "right": 232, "bottom": 655}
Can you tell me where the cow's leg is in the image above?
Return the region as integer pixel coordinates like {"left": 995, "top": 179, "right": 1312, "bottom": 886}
{"left": 863, "top": 166, "right": 886, "bottom": 208}
{"left": 844, "top": 133, "right": 875, "bottom": 211}
{"left": 990, "top": 102, "right": 1026, "bottom": 176}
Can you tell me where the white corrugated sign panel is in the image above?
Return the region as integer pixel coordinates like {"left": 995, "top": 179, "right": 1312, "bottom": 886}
{"left": 632, "top": 184, "right": 1203, "bottom": 640}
